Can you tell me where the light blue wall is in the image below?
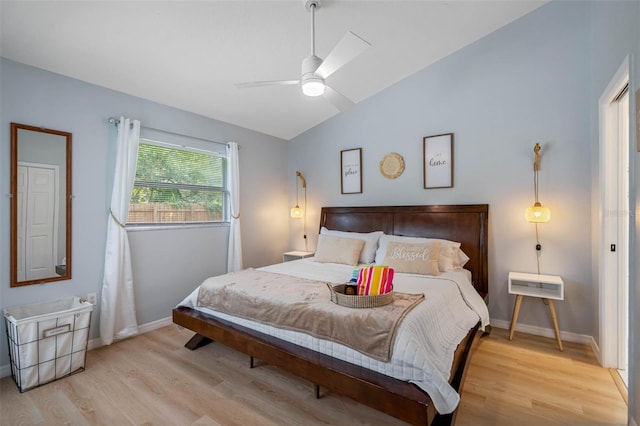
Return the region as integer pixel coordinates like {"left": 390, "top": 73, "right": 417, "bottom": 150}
{"left": 0, "top": 58, "right": 291, "bottom": 368}
{"left": 290, "top": 1, "right": 592, "bottom": 335}
{"left": 289, "top": 0, "right": 640, "bottom": 420}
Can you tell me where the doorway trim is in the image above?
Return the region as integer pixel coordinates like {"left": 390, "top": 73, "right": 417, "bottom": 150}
{"left": 598, "top": 56, "right": 630, "bottom": 368}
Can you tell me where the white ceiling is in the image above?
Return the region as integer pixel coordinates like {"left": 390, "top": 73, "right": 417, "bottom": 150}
{"left": 1, "top": 1, "right": 546, "bottom": 140}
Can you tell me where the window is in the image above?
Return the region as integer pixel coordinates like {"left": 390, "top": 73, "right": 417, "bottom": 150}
{"left": 127, "top": 139, "right": 226, "bottom": 225}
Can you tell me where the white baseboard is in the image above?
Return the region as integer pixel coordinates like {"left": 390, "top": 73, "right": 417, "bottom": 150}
{"left": 490, "top": 318, "right": 593, "bottom": 345}
{"left": 86, "top": 316, "right": 173, "bottom": 351}
{"left": 1, "top": 316, "right": 596, "bottom": 379}
{"left": 1, "top": 316, "right": 173, "bottom": 379}
{"left": 137, "top": 316, "right": 173, "bottom": 334}
{"left": 590, "top": 336, "right": 602, "bottom": 365}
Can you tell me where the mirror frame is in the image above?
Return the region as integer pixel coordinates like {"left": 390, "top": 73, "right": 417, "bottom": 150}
{"left": 10, "top": 122, "right": 73, "bottom": 287}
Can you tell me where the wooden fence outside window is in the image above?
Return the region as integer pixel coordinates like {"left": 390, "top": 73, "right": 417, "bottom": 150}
{"left": 127, "top": 203, "right": 222, "bottom": 224}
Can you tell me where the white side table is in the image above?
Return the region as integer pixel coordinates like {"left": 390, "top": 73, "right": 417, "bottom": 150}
{"left": 508, "top": 272, "right": 564, "bottom": 351}
{"left": 283, "top": 251, "right": 314, "bottom": 262}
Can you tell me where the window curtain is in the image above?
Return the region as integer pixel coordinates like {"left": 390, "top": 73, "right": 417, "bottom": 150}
{"left": 227, "top": 142, "right": 242, "bottom": 272}
{"left": 100, "top": 117, "right": 140, "bottom": 345}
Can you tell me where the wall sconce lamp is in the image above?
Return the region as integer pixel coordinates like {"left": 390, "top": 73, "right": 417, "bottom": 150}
{"left": 525, "top": 143, "right": 550, "bottom": 273}
{"left": 291, "top": 171, "right": 308, "bottom": 251}
{"left": 291, "top": 171, "right": 306, "bottom": 218}
{"left": 525, "top": 143, "right": 551, "bottom": 223}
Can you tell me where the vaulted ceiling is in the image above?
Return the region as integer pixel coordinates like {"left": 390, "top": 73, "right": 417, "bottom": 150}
{"left": 1, "top": 1, "right": 546, "bottom": 140}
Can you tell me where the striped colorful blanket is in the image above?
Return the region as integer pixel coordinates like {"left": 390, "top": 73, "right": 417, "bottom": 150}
{"left": 357, "top": 265, "right": 394, "bottom": 295}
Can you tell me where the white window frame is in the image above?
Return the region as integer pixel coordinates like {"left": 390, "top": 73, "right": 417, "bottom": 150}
{"left": 126, "top": 129, "right": 228, "bottom": 229}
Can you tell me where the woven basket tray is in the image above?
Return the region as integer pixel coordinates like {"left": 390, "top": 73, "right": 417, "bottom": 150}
{"left": 327, "top": 283, "right": 394, "bottom": 309}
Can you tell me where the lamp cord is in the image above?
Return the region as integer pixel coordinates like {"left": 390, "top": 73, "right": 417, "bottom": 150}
{"left": 303, "top": 186, "right": 308, "bottom": 252}
{"left": 535, "top": 222, "right": 541, "bottom": 275}
{"left": 533, "top": 142, "right": 541, "bottom": 205}
{"left": 533, "top": 167, "right": 539, "bottom": 204}
{"left": 533, "top": 142, "right": 542, "bottom": 275}
{"left": 534, "top": 168, "right": 541, "bottom": 273}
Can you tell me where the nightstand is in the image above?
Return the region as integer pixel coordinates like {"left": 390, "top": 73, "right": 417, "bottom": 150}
{"left": 283, "top": 251, "right": 314, "bottom": 262}
{"left": 508, "top": 271, "right": 564, "bottom": 351}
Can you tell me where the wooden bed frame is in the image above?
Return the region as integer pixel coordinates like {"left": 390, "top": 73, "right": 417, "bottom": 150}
{"left": 173, "top": 204, "right": 489, "bottom": 425}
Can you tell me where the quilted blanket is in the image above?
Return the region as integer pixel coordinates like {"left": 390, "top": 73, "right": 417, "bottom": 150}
{"left": 196, "top": 268, "right": 424, "bottom": 362}
{"left": 180, "top": 260, "right": 490, "bottom": 414}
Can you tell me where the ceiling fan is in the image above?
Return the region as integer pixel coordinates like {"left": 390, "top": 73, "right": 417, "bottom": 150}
{"left": 236, "top": 0, "right": 371, "bottom": 111}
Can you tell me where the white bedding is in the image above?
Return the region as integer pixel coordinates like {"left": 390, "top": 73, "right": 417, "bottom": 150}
{"left": 177, "top": 258, "right": 490, "bottom": 414}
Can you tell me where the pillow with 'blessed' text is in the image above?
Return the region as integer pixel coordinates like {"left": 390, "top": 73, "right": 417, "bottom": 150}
{"left": 382, "top": 240, "right": 441, "bottom": 276}
{"left": 375, "top": 234, "right": 468, "bottom": 272}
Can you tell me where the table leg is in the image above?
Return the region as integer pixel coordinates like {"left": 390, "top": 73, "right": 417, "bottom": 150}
{"left": 509, "top": 294, "right": 523, "bottom": 341}
{"left": 546, "top": 299, "right": 564, "bottom": 351}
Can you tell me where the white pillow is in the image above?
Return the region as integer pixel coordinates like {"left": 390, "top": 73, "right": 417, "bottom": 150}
{"left": 314, "top": 235, "right": 365, "bottom": 265}
{"left": 320, "top": 227, "right": 384, "bottom": 264}
{"left": 457, "top": 248, "right": 470, "bottom": 268}
{"left": 375, "top": 235, "right": 469, "bottom": 272}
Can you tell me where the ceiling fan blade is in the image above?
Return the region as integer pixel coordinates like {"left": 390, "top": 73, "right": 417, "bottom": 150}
{"left": 236, "top": 80, "right": 300, "bottom": 89}
{"left": 315, "top": 31, "right": 371, "bottom": 80}
{"left": 324, "top": 85, "right": 354, "bottom": 111}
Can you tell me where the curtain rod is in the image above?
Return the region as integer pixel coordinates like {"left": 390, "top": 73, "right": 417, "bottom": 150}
{"left": 107, "top": 117, "right": 232, "bottom": 147}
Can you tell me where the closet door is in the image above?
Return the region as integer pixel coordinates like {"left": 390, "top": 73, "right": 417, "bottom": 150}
{"left": 21, "top": 164, "right": 58, "bottom": 280}
{"left": 16, "top": 166, "right": 27, "bottom": 281}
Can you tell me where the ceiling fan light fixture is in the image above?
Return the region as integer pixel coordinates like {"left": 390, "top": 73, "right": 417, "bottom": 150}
{"left": 302, "top": 77, "right": 325, "bottom": 96}
{"left": 236, "top": 0, "right": 369, "bottom": 110}
{"left": 301, "top": 55, "right": 325, "bottom": 97}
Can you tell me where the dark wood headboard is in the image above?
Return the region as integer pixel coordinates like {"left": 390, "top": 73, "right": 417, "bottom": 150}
{"left": 319, "top": 204, "right": 489, "bottom": 298}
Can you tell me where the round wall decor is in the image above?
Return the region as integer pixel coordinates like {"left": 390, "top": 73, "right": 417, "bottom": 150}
{"left": 379, "top": 152, "right": 405, "bottom": 179}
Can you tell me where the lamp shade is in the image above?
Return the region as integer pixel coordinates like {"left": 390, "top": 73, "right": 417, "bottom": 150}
{"left": 525, "top": 202, "right": 551, "bottom": 223}
{"left": 290, "top": 205, "right": 303, "bottom": 219}
{"left": 302, "top": 78, "right": 325, "bottom": 97}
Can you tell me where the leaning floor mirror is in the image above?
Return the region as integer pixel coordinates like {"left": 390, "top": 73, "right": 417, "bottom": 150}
{"left": 10, "top": 123, "right": 72, "bottom": 287}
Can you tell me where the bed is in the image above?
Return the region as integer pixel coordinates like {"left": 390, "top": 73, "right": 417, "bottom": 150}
{"left": 173, "top": 204, "right": 489, "bottom": 425}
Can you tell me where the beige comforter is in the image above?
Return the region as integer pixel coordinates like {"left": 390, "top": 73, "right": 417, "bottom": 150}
{"left": 196, "top": 268, "right": 424, "bottom": 361}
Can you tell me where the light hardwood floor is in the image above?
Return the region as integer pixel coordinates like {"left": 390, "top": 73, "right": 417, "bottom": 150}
{"left": 0, "top": 326, "right": 627, "bottom": 425}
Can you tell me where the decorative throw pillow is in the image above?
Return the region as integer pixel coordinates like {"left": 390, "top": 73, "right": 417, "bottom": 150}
{"left": 375, "top": 235, "right": 467, "bottom": 272}
{"left": 356, "top": 265, "right": 394, "bottom": 295}
{"left": 320, "top": 227, "right": 384, "bottom": 264}
{"left": 382, "top": 241, "right": 441, "bottom": 276}
{"left": 438, "top": 244, "right": 461, "bottom": 271}
{"left": 313, "top": 235, "right": 365, "bottom": 265}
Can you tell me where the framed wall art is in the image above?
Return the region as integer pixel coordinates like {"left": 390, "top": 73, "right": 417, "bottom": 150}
{"left": 423, "top": 133, "right": 453, "bottom": 189}
{"left": 340, "top": 148, "right": 362, "bottom": 194}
